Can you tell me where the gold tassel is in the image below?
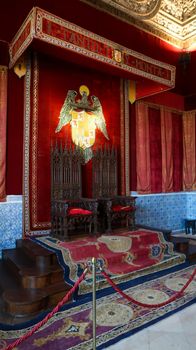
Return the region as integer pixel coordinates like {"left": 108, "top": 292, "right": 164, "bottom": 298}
{"left": 128, "top": 80, "right": 136, "bottom": 104}
{"left": 14, "top": 55, "right": 27, "bottom": 78}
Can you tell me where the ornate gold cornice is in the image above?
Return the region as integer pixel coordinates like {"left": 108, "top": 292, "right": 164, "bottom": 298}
{"left": 82, "top": 0, "right": 196, "bottom": 49}
{"left": 99, "top": 0, "right": 162, "bottom": 20}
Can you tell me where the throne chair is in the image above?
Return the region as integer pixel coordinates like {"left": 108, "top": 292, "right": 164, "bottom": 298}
{"left": 92, "top": 146, "right": 136, "bottom": 232}
{"left": 51, "top": 143, "right": 98, "bottom": 240}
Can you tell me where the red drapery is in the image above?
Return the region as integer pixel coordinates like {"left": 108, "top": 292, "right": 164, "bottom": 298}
{"left": 183, "top": 111, "right": 196, "bottom": 190}
{"left": 130, "top": 103, "right": 137, "bottom": 191}
{"left": 0, "top": 66, "right": 7, "bottom": 201}
{"left": 133, "top": 101, "right": 185, "bottom": 194}
{"left": 161, "top": 108, "right": 173, "bottom": 192}
{"left": 149, "top": 107, "right": 162, "bottom": 193}
{"left": 172, "top": 112, "right": 183, "bottom": 192}
{"left": 6, "top": 69, "right": 24, "bottom": 195}
{"left": 136, "top": 101, "right": 151, "bottom": 193}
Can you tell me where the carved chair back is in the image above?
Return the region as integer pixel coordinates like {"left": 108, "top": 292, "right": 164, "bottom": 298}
{"left": 51, "top": 142, "right": 98, "bottom": 238}
{"left": 92, "top": 147, "right": 118, "bottom": 198}
{"left": 51, "top": 143, "right": 83, "bottom": 201}
{"left": 92, "top": 146, "right": 136, "bottom": 232}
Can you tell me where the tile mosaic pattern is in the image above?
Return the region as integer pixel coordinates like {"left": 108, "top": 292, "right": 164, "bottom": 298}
{"left": 0, "top": 193, "right": 195, "bottom": 256}
{"left": 0, "top": 196, "right": 22, "bottom": 258}
{"left": 134, "top": 192, "right": 196, "bottom": 233}
{"left": 186, "top": 192, "right": 196, "bottom": 219}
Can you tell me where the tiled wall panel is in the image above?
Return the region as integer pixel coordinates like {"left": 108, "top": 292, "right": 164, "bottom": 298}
{"left": 134, "top": 192, "right": 196, "bottom": 232}
{"left": 0, "top": 193, "right": 195, "bottom": 257}
{"left": 0, "top": 196, "right": 22, "bottom": 258}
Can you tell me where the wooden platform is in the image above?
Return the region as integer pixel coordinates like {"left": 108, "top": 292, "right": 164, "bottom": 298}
{"left": 0, "top": 227, "right": 182, "bottom": 326}
{"left": 171, "top": 236, "right": 196, "bottom": 262}
{"left": 0, "top": 238, "right": 71, "bottom": 325}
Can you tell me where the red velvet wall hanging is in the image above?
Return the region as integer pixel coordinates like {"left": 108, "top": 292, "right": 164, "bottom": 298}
{"left": 26, "top": 52, "right": 121, "bottom": 234}
{"left": 130, "top": 104, "right": 136, "bottom": 191}
{"left": 130, "top": 101, "right": 184, "bottom": 193}
{"left": 148, "top": 107, "right": 162, "bottom": 193}
{"left": 172, "top": 113, "right": 183, "bottom": 192}
{"left": 6, "top": 69, "right": 24, "bottom": 195}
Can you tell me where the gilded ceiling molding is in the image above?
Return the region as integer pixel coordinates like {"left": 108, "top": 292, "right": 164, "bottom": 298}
{"left": 151, "top": 0, "right": 196, "bottom": 44}
{"left": 149, "top": 13, "right": 183, "bottom": 40}
{"left": 159, "top": 0, "right": 196, "bottom": 22}
{"left": 82, "top": 0, "right": 196, "bottom": 49}
{"left": 97, "top": 0, "right": 162, "bottom": 19}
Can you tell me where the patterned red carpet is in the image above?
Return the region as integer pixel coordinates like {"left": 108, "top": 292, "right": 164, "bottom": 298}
{"left": 34, "top": 229, "right": 185, "bottom": 294}
{"left": 1, "top": 265, "right": 195, "bottom": 350}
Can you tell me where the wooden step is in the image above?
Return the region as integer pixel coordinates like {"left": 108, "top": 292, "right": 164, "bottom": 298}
{"left": 16, "top": 238, "right": 58, "bottom": 267}
{"left": 2, "top": 248, "right": 64, "bottom": 288}
{"left": 0, "top": 238, "right": 71, "bottom": 322}
{"left": 3, "top": 288, "right": 48, "bottom": 316}
{"left": 3, "top": 281, "right": 70, "bottom": 317}
{"left": 0, "top": 260, "right": 20, "bottom": 293}
{"left": 46, "top": 281, "right": 71, "bottom": 305}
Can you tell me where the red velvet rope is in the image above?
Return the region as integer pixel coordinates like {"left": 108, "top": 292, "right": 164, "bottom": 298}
{"left": 4, "top": 266, "right": 196, "bottom": 350}
{"left": 101, "top": 268, "right": 196, "bottom": 308}
{"left": 5, "top": 269, "right": 88, "bottom": 350}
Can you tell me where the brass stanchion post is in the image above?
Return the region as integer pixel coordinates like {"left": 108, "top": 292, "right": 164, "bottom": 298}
{"left": 92, "top": 257, "right": 96, "bottom": 350}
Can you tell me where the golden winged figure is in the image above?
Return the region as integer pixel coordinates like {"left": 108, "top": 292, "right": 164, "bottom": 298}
{"left": 55, "top": 90, "right": 77, "bottom": 133}
{"left": 55, "top": 86, "right": 109, "bottom": 162}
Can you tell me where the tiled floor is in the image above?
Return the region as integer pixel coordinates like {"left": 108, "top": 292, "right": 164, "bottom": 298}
{"left": 106, "top": 303, "right": 196, "bottom": 350}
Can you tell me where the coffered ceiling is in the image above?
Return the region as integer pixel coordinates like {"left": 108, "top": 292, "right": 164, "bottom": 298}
{"left": 82, "top": 0, "right": 196, "bottom": 50}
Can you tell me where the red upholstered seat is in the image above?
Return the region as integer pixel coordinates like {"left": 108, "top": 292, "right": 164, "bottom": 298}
{"left": 112, "top": 205, "right": 135, "bottom": 212}
{"left": 68, "top": 208, "right": 93, "bottom": 216}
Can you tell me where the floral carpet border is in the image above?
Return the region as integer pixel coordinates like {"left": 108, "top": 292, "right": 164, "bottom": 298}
{"left": 1, "top": 265, "right": 195, "bottom": 350}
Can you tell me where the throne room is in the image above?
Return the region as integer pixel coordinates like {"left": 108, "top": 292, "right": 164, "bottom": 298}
{"left": 0, "top": 1, "right": 195, "bottom": 350}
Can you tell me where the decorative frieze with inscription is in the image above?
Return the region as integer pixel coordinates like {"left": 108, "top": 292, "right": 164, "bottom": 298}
{"left": 9, "top": 7, "right": 175, "bottom": 87}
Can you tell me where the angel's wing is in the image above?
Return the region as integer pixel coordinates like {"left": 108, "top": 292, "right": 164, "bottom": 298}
{"left": 55, "top": 90, "right": 77, "bottom": 133}
{"left": 92, "top": 96, "right": 109, "bottom": 140}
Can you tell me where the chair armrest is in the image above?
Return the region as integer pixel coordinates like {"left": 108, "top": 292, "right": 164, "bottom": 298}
{"left": 52, "top": 200, "right": 69, "bottom": 215}
{"left": 81, "top": 198, "right": 98, "bottom": 202}
{"left": 112, "top": 196, "right": 136, "bottom": 207}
